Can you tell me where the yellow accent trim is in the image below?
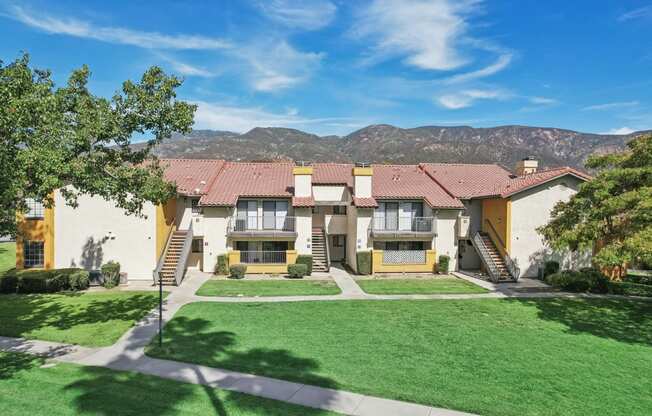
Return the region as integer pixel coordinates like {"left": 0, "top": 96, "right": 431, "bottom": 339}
{"left": 16, "top": 196, "right": 55, "bottom": 270}
{"left": 292, "top": 166, "right": 313, "bottom": 175}
{"left": 372, "top": 250, "right": 437, "bottom": 273}
{"left": 227, "top": 249, "right": 298, "bottom": 274}
{"left": 352, "top": 167, "right": 373, "bottom": 176}
{"left": 156, "top": 198, "right": 177, "bottom": 259}
{"left": 481, "top": 197, "right": 510, "bottom": 255}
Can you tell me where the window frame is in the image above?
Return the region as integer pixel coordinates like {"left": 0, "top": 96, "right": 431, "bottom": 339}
{"left": 191, "top": 238, "right": 204, "bottom": 253}
{"left": 24, "top": 198, "right": 45, "bottom": 220}
{"left": 23, "top": 240, "right": 45, "bottom": 268}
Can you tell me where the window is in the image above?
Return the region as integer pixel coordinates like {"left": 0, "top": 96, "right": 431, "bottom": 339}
{"left": 333, "top": 205, "right": 347, "bottom": 215}
{"left": 333, "top": 235, "right": 344, "bottom": 247}
{"left": 25, "top": 198, "right": 45, "bottom": 219}
{"left": 191, "top": 238, "right": 203, "bottom": 253}
{"left": 191, "top": 198, "right": 201, "bottom": 214}
{"left": 312, "top": 206, "right": 320, "bottom": 214}
{"left": 23, "top": 240, "right": 44, "bottom": 268}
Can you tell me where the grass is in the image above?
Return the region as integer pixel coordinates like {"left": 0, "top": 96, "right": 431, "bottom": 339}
{"left": 147, "top": 298, "right": 652, "bottom": 416}
{"left": 357, "top": 277, "right": 488, "bottom": 294}
{"left": 0, "top": 291, "right": 162, "bottom": 347}
{"left": 0, "top": 241, "right": 16, "bottom": 275}
{"left": 0, "top": 351, "right": 336, "bottom": 416}
{"left": 196, "top": 279, "right": 341, "bottom": 297}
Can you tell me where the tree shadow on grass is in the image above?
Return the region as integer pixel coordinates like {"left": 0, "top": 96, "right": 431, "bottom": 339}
{"left": 510, "top": 297, "right": 652, "bottom": 346}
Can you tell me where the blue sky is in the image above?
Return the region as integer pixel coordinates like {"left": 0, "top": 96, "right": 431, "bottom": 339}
{"left": 1, "top": 0, "right": 652, "bottom": 136}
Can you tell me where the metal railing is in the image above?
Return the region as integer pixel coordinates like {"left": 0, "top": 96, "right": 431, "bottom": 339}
{"left": 153, "top": 217, "right": 176, "bottom": 283}
{"left": 382, "top": 250, "right": 427, "bottom": 264}
{"left": 228, "top": 216, "right": 296, "bottom": 232}
{"left": 174, "top": 221, "right": 194, "bottom": 285}
{"left": 239, "top": 251, "right": 287, "bottom": 264}
{"left": 371, "top": 216, "right": 435, "bottom": 233}
{"left": 323, "top": 228, "right": 331, "bottom": 271}
{"left": 472, "top": 231, "right": 503, "bottom": 282}
{"left": 484, "top": 219, "right": 520, "bottom": 281}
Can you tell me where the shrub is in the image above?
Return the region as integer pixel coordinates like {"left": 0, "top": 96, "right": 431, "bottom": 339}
{"left": 545, "top": 269, "right": 609, "bottom": 293}
{"left": 215, "top": 254, "right": 229, "bottom": 275}
{"left": 69, "top": 270, "right": 90, "bottom": 291}
{"left": 288, "top": 263, "right": 308, "bottom": 279}
{"left": 229, "top": 264, "right": 247, "bottom": 279}
{"left": 16, "top": 270, "right": 66, "bottom": 293}
{"left": 357, "top": 251, "right": 372, "bottom": 275}
{"left": 0, "top": 269, "right": 18, "bottom": 293}
{"left": 437, "top": 255, "right": 450, "bottom": 274}
{"left": 101, "top": 261, "right": 121, "bottom": 288}
{"left": 608, "top": 281, "right": 652, "bottom": 297}
{"left": 296, "top": 255, "right": 313, "bottom": 276}
{"left": 624, "top": 272, "right": 652, "bottom": 286}
{"left": 543, "top": 260, "right": 560, "bottom": 278}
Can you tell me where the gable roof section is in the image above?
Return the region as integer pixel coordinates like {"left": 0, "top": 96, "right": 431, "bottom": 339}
{"left": 420, "top": 163, "right": 513, "bottom": 199}
{"left": 495, "top": 167, "right": 591, "bottom": 197}
{"left": 312, "top": 163, "right": 354, "bottom": 186}
{"left": 199, "top": 162, "right": 293, "bottom": 206}
{"left": 161, "top": 159, "right": 225, "bottom": 196}
{"left": 372, "top": 165, "right": 464, "bottom": 209}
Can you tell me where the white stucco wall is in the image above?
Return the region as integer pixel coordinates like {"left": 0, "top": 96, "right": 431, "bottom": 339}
{"left": 53, "top": 189, "right": 157, "bottom": 280}
{"left": 294, "top": 175, "right": 312, "bottom": 197}
{"left": 459, "top": 200, "right": 482, "bottom": 270}
{"left": 325, "top": 214, "right": 348, "bottom": 234}
{"left": 509, "top": 176, "right": 590, "bottom": 277}
{"left": 201, "top": 206, "right": 231, "bottom": 273}
{"left": 434, "top": 209, "right": 461, "bottom": 272}
{"left": 354, "top": 176, "right": 372, "bottom": 198}
{"left": 313, "top": 186, "right": 350, "bottom": 202}
{"left": 294, "top": 207, "right": 312, "bottom": 255}
{"left": 176, "top": 196, "right": 195, "bottom": 230}
{"left": 346, "top": 206, "right": 358, "bottom": 271}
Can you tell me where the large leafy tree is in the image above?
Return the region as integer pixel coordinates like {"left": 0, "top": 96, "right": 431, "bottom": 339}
{"left": 0, "top": 54, "right": 196, "bottom": 236}
{"left": 539, "top": 134, "right": 652, "bottom": 275}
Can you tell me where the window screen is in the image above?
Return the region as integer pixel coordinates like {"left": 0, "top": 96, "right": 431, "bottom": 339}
{"left": 23, "top": 240, "right": 44, "bottom": 268}
{"left": 25, "top": 198, "right": 45, "bottom": 219}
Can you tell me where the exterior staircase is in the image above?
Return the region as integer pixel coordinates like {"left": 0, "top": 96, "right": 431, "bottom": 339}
{"left": 311, "top": 228, "right": 329, "bottom": 272}
{"left": 160, "top": 230, "right": 189, "bottom": 285}
{"left": 473, "top": 231, "right": 515, "bottom": 282}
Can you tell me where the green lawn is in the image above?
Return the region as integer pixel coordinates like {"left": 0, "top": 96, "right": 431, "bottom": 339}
{"left": 147, "top": 298, "right": 652, "bottom": 416}
{"left": 196, "top": 279, "right": 341, "bottom": 297}
{"left": 357, "top": 277, "right": 488, "bottom": 294}
{"left": 0, "top": 351, "right": 336, "bottom": 416}
{"left": 0, "top": 241, "right": 15, "bottom": 275}
{"left": 0, "top": 291, "right": 162, "bottom": 347}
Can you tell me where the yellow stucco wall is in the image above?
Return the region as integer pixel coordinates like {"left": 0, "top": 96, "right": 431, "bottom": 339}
{"left": 16, "top": 204, "right": 55, "bottom": 270}
{"left": 227, "top": 249, "right": 298, "bottom": 273}
{"left": 292, "top": 166, "right": 313, "bottom": 175}
{"left": 481, "top": 198, "right": 511, "bottom": 255}
{"left": 352, "top": 167, "right": 373, "bottom": 176}
{"left": 372, "top": 249, "right": 437, "bottom": 273}
{"left": 156, "top": 198, "right": 177, "bottom": 260}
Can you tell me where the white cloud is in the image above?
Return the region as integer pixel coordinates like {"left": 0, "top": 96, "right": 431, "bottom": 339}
{"left": 437, "top": 89, "right": 506, "bottom": 109}
{"left": 582, "top": 101, "right": 639, "bottom": 111}
{"left": 6, "top": 6, "right": 231, "bottom": 50}
{"left": 256, "top": 0, "right": 337, "bottom": 30}
{"left": 529, "top": 96, "right": 558, "bottom": 105}
{"left": 442, "top": 52, "right": 512, "bottom": 84}
{"left": 156, "top": 54, "right": 216, "bottom": 77}
{"left": 603, "top": 127, "right": 635, "bottom": 135}
{"left": 618, "top": 6, "right": 652, "bottom": 21}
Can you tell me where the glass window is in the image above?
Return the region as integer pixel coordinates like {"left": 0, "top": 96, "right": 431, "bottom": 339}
{"left": 23, "top": 240, "right": 44, "bottom": 268}
{"left": 25, "top": 198, "right": 45, "bottom": 219}
{"left": 333, "top": 235, "right": 344, "bottom": 247}
{"left": 333, "top": 205, "right": 347, "bottom": 215}
{"left": 191, "top": 238, "right": 203, "bottom": 253}
{"left": 191, "top": 199, "right": 201, "bottom": 214}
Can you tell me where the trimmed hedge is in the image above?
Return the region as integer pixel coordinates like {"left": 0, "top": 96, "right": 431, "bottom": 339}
{"left": 296, "top": 255, "right": 313, "bottom": 276}
{"left": 543, "top": 260, "right": 560, "bottom": 278}
{"left": 69, "top": 270, "right": 90, "bottom": 291}
{"left": 357, "top": 251, "right": 372, "bottom": 275}
{"left": 215, "top": 254, "right": 229, "bottom": 275}
{"left": 624, "top": 272, "right": 652, "bottom": 286}
{"left": 437, "top": 255, "right": 450, "bottom": 274}
{"left": 288, "top": 263, "right": 308, "bottom": 279}
{"left": 101, "top": 261, "right": 121, "bottom": 288}
{"left": 545, "top": 269, "right": 609, "bottom": 294}
{"left": 608, "top": 281, "right": 652, "bottom": 297}
{"left": 229, "top": 264, "right": 247, "bottom": 279}
{"left": 0, "top": 268, "right": 87, "bottom": 294}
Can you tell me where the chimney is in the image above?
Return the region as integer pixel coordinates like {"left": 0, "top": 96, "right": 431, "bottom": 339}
{"left": 352, "top": 162, "right": 373, "bottom": 198}
{"left": 293, "top": 162, "right": 313, "bottom": 197}
{"left": 516, "top": 157, "right": 538, "bottom": 176}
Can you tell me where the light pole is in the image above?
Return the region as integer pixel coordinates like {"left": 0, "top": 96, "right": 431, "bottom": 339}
{"left": 158, "top": 271, "right": 163, "bottom": 347}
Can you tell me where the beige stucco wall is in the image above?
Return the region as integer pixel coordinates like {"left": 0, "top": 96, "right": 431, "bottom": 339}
{"left": 313, "top": 186, "right": 350, "bottom": 202}
{"left": 325, "top": 214, "right": 348, "bottom": 234}
{"left": 353, "top": 176, "right": 372, "bottom": 198}
{"left": 53, "top": 188, "right": 157, "bottom": 280}
{"left": 509, "top": 176, "right": 590, "bottom": 277}
{"left": 201, "top": 206, "right": 231, "bottom": 272}
{"left": 459, "top": 199, "right": 482, "bottom": 270}
{"left": 434, "top": 209, "right": 461, "bottom": 272}
{"left": 295, "top": 207, "right": 312, "bottom": 255}
{"left": 294, "top": 174, "right": 312, "bottom": 197}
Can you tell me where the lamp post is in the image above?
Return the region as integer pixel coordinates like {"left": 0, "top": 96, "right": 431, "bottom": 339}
{"left": 158, "top": 271, "right": 163, "bottom": 347}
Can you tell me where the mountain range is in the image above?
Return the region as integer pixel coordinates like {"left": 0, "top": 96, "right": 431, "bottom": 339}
{"left": 144, "top": 124, "right": 650, "bottom": 170}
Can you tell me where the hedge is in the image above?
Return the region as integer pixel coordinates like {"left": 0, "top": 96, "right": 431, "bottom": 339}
{"left": 215, "top": 254, "right": 229, "bottom": 275}
{"left": 357, "top": 251, "right": 372, "bottom": 275}
{"left": 545, "top": 269, "right": 609, "bottom": 294}
{"left": 229, "top": 264, "right": 247, "bottom": 279}
{"left": 608, "top": 281, "right": 652, "bottom": 297}
{"left": 624, "top": 272, "right": 652, "bottom": 286}
{"left": 288, "top": 263, "right": 308, "bottom": 278}
{"left": 543, "top": 260, "right": 560, "bottom": 278}
{"left": 101, "top": 261, "right": 121, "bottom": 288}
{"left": 296, "top": 255, "right": 313, "bottom": 276}
{"left": 0, "top": 268, "right": 88, "bottom": 294}
{"left": 437, "top": 255, "right": 450, "bottom": 274}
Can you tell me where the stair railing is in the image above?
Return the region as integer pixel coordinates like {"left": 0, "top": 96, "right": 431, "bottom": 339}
{"left": 472, "top": 231, "right": 502, "bottom": 283}
{"left": 484, "top": 219, "right": 520, "bottom": 281}
{"left": 174, "top": 220, "right": 194, "bottom": 286}
{"left": 323, "top": 228, "right": 331, "bottom": 271}
{"left": 153, "top": 217, "right": 176, "bottom": 284}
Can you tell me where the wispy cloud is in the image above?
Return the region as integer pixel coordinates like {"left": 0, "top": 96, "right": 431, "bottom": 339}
{"left": 255, "top": 0, "right": 337, "bottom": 30}
{"left": 618, "top": 6, "right": 652, "bottom": 22}
{"left": 602, "top": 126, "right": 635, "bottom": 135}
{"left": 437, "top": 89, "right": 508, "bottom": 109}
{"left": 529, "top": 96, "right": 558, "bottom": 105}
{"left": 6, "top": 5, "right": 231, "bottom": 49}
{"left": 582, "top": 101, "right": 639, "bottom": 111}
{"left": 156, "top": 54, "right": 217, "bottom": 77}
{"left": 442, "top": 52, "right": 512, "bottom": 84}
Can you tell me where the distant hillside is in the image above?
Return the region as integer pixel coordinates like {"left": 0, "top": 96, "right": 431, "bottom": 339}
{"left": 144, "top": 124, "right": 648, "bottom": 170}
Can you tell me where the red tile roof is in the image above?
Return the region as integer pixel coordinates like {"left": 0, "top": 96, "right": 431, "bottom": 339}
{"left": 495, "top": 167, "right": 591, "bottom": 197}
{"left": 292, "top": 196, "right": 315, "bottom": 207}
{"left": 372, "top": 165, "right": 464, "bottom": 209}
{"left": 312, "top": 163, "right": 354, "bottom": 186}
{"left": 160, "top": 159, "right": 225, "bottom": 196}
{"left": 353, "top": 197, "right": 378, "bottom": 208}
{"left": 199, "top": 162, "right": 293, "bottom": 206}
{"left": 419, "top": 163, "right": 513, "bottom": 199}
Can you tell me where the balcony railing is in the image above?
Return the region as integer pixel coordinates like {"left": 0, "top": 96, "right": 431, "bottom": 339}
{"left": 228, "top": 216, "right": 296, "bottom": 233}
{"left": 382, "top": 250, "right": 427, "bottom": 264}
{"left": 371, "top": 216, "right": 435, "bottom": 233}
{"left": 239, "top": 251, "right": 287, "bottom": 264}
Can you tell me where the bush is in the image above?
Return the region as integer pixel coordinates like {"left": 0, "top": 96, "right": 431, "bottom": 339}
{"left": 69, "top": 270, "right": 90, "bottom": 291}
{"left": 101, "top": 261, "right": 121, "bottom": 288}
{"left": 437, "top": 255, "right": 450, "bottom": 274}
{"left": 215, "top": 254, "right": 229, "bottom": 275}
{"left": 543, "top": 260, "right": 560, "bottom": 278}
{"left": 0, "top": 269, "right": 18, "bottom": 293}
{"left": 545, "top": 269, "right": 609, "bottom": 293}
{"left": 288, "top": 263, "right": 308, "bottom": 278}
{"left": 16, "top": 270, "right": 66, "bottom": 293}
{"left": 357, "top": 251, "right": 372, "bottom": 275}
{"left": 229, "top": 264, "right": 247, "bottom": 279}
{"left": 608, "top": 281, "right": 652, "bottom": 297}
{"left": 624, "top": 272, "right": 652, "bottom": 286}
{"left": 296, "top": 255, "right": 313, "bottom": 276}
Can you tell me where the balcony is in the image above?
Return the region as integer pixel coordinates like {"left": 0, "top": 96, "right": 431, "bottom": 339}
{"left": 227, "top": 215, "right": 297, "bottom": 237}
{"left": 370, "top": 216, "right": 436, "bottom": 238}
{"left": 239, "top": 250, "right": 287, "bottom": 264}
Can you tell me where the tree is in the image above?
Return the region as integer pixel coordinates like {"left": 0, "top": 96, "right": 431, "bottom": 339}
{"left": 0, "top": 54, "right": 196, "bottom": 237}
{"left": 539, "top": 134, "right": 652, "bottom": 276}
